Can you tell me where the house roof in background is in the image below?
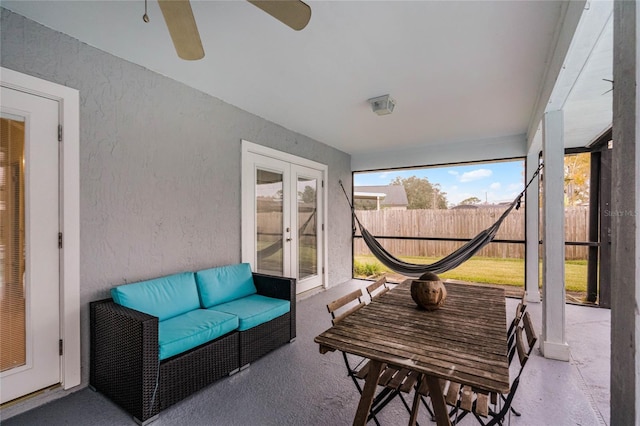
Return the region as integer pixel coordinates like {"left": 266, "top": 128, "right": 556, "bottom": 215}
{"left": 354, "top": 185, "right": 408, "bottom": 207}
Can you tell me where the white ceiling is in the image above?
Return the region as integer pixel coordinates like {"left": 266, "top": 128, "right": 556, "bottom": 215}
{"left": 2, "top": 0, "right": 612, "bottom": 168}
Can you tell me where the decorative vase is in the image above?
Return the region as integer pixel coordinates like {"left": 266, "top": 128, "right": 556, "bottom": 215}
{"left": 411, "top": 272, "right": 447, "bottom": 310}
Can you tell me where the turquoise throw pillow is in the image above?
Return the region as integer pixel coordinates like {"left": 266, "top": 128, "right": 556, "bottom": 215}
{"left": 195, "top": 263, "right": 257, "bottom": 308}
{"left": 111, "top": 272, "right": 200, "bottom": 321}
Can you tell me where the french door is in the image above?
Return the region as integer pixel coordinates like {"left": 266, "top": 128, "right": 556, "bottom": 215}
{"left": 0, "top": 87, "right": 61, "bottom": 403}
{"left": 242, "top": 144, "right": 325, "bottom": 294}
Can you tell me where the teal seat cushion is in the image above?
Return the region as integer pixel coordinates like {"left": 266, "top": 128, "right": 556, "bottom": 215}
{"left": 195, "top": 263, "right": 257, "bottom": 308}
{"left": 111, "top": 272, "right": 199, "bottom": 321}
{"left": 158, "top": 309, "right": 239, "bottom": 360}
{"left": 208, "top": 294, "right": 290, "bottom": 331}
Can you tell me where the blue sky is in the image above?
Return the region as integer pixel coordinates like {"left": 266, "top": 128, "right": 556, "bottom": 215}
{"left": 354, "top": 160, "right": 525, "bottom": 207}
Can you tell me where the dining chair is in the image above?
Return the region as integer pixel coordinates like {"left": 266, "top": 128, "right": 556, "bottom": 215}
{"left": 367, "top": 279, "right": 436, "bottom": 423}
{"left": 498, "top": 295, "right": 528, "bottom": 417}
{"left": 434, "top": 294, "right": 527, "bottom": 423}
{"left": 441, "top": 311, "right": 538, "bottom": 426}
{"left": 326, "top": 288, "right": 419, "bottom": 424}
{"left": 366, "top": 277, "right": 391, "bottom": 300}
{"left": 507, "top": 295, "right": 527, "bottom": 365}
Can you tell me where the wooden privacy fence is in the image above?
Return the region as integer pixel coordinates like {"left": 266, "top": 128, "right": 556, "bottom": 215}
{"left": 353, "top": 207, "right": 590, "bottom": 260}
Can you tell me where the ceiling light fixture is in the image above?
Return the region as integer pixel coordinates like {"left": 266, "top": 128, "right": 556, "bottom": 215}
{"left": 368, "top": 94, "right": 396, "bottom": 116}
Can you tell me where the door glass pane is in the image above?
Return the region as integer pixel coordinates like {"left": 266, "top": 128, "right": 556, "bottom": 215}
{"left": 256, "top": 169, "right": 284, "bottom": 275}
{"left": 298, "top": 177, "right": 317, "bottom": 279}
{"left": 0, "top": 117, "right": 26, "bottom": 372}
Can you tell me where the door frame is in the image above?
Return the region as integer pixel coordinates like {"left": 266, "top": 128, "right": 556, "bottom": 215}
{"left": 1, "top": 67, "right": 80, "bottom": 392}
{"left": 241, "top": 140, "right": 328, "bottom": 292}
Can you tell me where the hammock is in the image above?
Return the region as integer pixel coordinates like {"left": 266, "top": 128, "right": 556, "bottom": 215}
{"left": 342, "top": 163, "right": 543, "bottom": 278}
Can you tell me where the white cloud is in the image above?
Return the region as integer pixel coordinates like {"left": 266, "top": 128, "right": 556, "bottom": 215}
{"left": 378, "top": 170, "right": 408, "bottom": 180}
{"left": 459, "top": 169, "right": 492, "bottom": 183}
{"left": 448, "top": 170, "right": 459, "bottom": 176}
{"left": 508, "top": 183, "right": 523, "bottom": 191}
{"left": 489, "top": 182, "right": 501, "bottom": 190}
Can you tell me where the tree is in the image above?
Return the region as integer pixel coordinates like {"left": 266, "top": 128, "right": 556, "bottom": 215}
{"left": 354, "top": 199, "right": 378, "bottom": 210}
{"left": 460, "top": 196, "right": 481, "bottom": 205}
{"left": 299, "top": 185, "right": 316, "bottom": 204}
{"left": 390, "top": 176, "right": 448, "bottom": 209}
{"left": 564, "top": 153, "right": 590, "bottom": 206}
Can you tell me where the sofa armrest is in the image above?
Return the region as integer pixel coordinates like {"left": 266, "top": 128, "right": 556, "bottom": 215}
{"left": 252, "top": 273, "right": 296, "bottom": 341}
{"left": 90, "top": 298, "right": 161, "bottom": 422}
{"left": 252, "top": 273, "right": 295, "bottom": 301}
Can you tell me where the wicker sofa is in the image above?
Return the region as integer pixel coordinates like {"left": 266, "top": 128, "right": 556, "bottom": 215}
{"left": 90, "top": 264, "right": 296, "bottom": 425}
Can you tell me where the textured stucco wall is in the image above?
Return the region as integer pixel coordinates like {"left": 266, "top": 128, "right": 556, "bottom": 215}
{"left": 1, "top": 8, "right": 353, "bottom": 388}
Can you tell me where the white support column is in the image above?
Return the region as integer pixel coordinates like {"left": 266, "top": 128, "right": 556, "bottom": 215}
{"left": 540, "top": 110, "right": 570, "bottom": 361}
{"left": 610, "top": 1, "right": 639, "bottom": 423}
{"left": 525, "top": 150, "right": 541, "bottom": 303}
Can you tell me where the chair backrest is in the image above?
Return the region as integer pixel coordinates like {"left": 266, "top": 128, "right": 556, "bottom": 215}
{"left": 515, "top": 326, "right": 529, "bottom": 368}
{"left": 521, "top": 311, "right": 537, "bottom": 355}
{"left": 515, "top": 312, "right": 537, "bottom": 370}
{"left": 507, "top": 295, "right": 527, "bottom": 334}
{"left": 507, "top": 298, "right": 528, "bottom": 363}
{"left": 327, "top": 288, "right": 366, "bottom": 325}
{"left": 481, "top": 310, "right": 537, "bottom": 426}
{"left": 366, "top": 277, "right": 390, "bottom": 300}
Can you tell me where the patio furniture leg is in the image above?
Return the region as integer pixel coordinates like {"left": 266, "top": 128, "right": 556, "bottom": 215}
{"left": 425, "top": 375, "right": 452, "bottom": 426}
{"left": 408, "top": 375, "right": 424, "bottom": 426}
{"left": 353, "top": 360, "right": 384, "bottom": 426}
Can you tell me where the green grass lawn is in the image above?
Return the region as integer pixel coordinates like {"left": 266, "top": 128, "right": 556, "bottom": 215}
{"left": 354, "top": 255, "right": 588, "bottom": 293}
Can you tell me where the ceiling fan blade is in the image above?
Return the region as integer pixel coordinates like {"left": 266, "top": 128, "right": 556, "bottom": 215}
{"left": 247, "top": 0, "right": 311, "bottom": 31}
{"left": 158, "top": 0, "right": 205, "bottom": 60}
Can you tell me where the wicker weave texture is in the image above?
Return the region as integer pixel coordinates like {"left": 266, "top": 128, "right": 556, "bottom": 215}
{"left": 240, "top": 313, "right": 291, "bottom": 366}
{"left": 252, "top": 273, "right": 297, "bottom": 340}
{"left": 158, "top": 332, "right": 239, "bottom": 410}
{"left": 90, "top": 299, "right": 160, "bottom": 422}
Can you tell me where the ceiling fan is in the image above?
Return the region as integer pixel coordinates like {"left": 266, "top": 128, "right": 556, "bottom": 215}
{"left": 154, "top": 0, "right": 312, "bottom": 61}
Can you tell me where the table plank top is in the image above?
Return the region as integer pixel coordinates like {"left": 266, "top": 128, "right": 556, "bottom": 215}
{"left": 315, "top": 280, "right": 510, "bottom": 393}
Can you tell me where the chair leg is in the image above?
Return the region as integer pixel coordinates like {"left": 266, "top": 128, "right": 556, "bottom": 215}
{"left": 449, "top": 403, "right": 470, "bottom": 425}
{"left": 419, "top": 395, "right": 436, "bottom": 421}
{"left": 348, "top": 367, "right": 383, "bottom": 425}
{"left": 473, "top": 412, "right": 490, "bottom": 426}
{"left": 450, "top": 405, "right": 460, "bottom": 425}
{"left": 399, "top": 392, "right": 413, "bottom": 413}
{"left": 370, "top": 388, "right": 397, "bottom": 417}
{"left": 500, "top": 393, "right": 521, "bottom": 417}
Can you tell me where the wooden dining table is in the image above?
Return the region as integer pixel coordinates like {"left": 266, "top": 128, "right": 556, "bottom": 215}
{"left": 314, "top": 280, "right": 510, "bottom": 426}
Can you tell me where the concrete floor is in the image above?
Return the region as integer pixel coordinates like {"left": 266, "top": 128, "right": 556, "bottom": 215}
{"left": 2, "top": 279, "right": 610, "bottom": 426}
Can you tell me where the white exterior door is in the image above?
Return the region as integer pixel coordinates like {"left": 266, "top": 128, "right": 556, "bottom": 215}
{"left": 0, "top": 87, "right": 60, "bottom": 403}
{"left": 290, "top": 164, "right": 323, "bottom": 293}
{"left": 242, "top": 142, "right": 326, "bottom": 294}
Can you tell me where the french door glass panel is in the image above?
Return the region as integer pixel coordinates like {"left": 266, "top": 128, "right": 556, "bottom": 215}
{"left": 0, "top": 116, "right": 26, "bottom": 372}
{"left": 297, "top": 176, "right": 317, "bottom": 280}
{"left": 256, "top": 169, "right": 284, "bottom": 276}
{"left": 291, "top": 165, "right": 323, "bottom": 293}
